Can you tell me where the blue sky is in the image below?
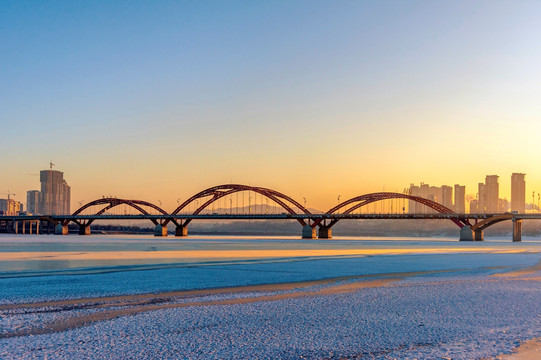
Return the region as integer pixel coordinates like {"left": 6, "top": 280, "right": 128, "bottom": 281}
{"left": 1, "top": 1, "right": 541, "bottom": 209}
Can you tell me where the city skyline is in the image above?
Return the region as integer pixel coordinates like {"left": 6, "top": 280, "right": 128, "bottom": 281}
{"left": 2, "top": 1, "right": 541, "bottom": 211}
{"left": 5, "top": 164, "right": 534, "bottom": 214}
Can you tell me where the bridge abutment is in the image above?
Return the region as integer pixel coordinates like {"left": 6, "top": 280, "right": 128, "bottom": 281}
{"left": 175, "top": 225, "right": 188, "bottom": 237}
{"left": 302, "top": 225, "right": 316, "bottom": 239}
{"left": 55, "top": 223, "right": 69, "bottom": 235}
{"left": 513, "top": 219, "right": 522, "bottom": 242}
{"left": 318, "top": 226, "right": 332, "bottom": 239}
{"left": 154, "top": 224, "right": 168, "bottom": 237}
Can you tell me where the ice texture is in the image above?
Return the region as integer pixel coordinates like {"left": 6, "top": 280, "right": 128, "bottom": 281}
{"left": 1, "top": 236, "right": 541, "bottom": 359}
{"left": 0, "top": 252, "right": 539, "bottom": 305}
{"left": 1, "top": 274, "right": 541, "bottom": 359}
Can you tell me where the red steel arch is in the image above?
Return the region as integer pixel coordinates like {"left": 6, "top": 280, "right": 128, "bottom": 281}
{"left": 66, "top": 198, "right": 169, "bottom": 226}
{"left": 166, "top": 184, "right": 311, "bottom": 226}
{"left": 313, "top": 192, "right": 470, "bottom": 229}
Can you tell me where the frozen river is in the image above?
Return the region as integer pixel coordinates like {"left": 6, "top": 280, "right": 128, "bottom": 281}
{"left": 1, "top": 234, "right": 540, "bottom": 359}
{"left": 1, "top": 233, "right": 540, "bottom": 272}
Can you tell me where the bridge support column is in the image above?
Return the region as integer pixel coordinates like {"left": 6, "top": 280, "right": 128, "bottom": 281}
{"left": 318, "top": 226, "right": 332, "bottom": 239}
{"left": 13, "top": 221, "right": 18, "bottom": 234}
{"left": 459, "top": 226, "right": 474, "bottom": 241}
{"left": 474, "top": 229, "right": 484, "bottom": 241}
{"left": 175, "top": 225, "right": 188, "bottom": 237}
{"left": 154, "top": 224, "right": 168, "bottom": 237}
{"left": 55, "top": 223, "right": 69, "bottom": 235}
{"left": 302, "top": 225, "right": 316, "bottom": 239}
{"left": 513, "top": 219, "right": 522, "bottom": 242}
{"left": 78, "top": 225, "right": 91, "bottom": 235}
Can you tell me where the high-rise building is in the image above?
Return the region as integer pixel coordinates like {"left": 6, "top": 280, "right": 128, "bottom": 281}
{"left": 39, "top": 170, "right": 71, "bottom": 215}
{"left": 470, "top": 199, "right": 479, "bottom": 213}
{"left": 0, "top": 199, "right": 22, "bottom": 215}
{"left": 485, "top": 175, "right": 499, "bottom": 213}
{"left": 511, "top": 173, "right": 526, "bottom": 213}
{"left": 454, "top": 185, "right": 466, "bottom": 213}
{"left": 499, "top": 198, "right": 509, "bottom": 213}
{"left": 408, "top": 184, "right": 421, "bottom": 213}
{"left": 477, "top": 183, "right": 486, "bottom": 213}
{"left": 441, "top": 185, "right": 453, "bottom": 209}
{"left": 408, "top": 183, "right": 449, "bottom": 213}
{"left": 26, "top": 190, "right": 40, "bottom": 215}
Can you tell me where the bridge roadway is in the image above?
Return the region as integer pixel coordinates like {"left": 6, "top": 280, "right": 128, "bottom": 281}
{"left": 2, "top": 212, "right": 540, "bottom": 241}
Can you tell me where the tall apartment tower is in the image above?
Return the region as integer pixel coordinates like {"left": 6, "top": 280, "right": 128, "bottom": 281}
{"left": 39, "top": 170, "right": 71, "bottom": 215}
{"left": 26, "top": 190, "right": 40, "bottom": 214}
{"left": 511, "top": 173, "right": 526, "bottom": 213}
{"left": 485, "top": 175, "right": 499, "bottom": 213}
{"left": 454, "top": 185, "right": 466, "bottom": 213}
{"left": 477, "top": 183, "right": 486, "bottom": 213}
{"left": 408, "top": 183, "right": 450, "bottom": 213}
{"left": 441, "top": 185, "right": 453, "bottom": 209}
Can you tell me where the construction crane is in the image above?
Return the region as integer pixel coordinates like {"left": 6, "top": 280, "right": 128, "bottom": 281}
{"left": 0, "top": 191, "right": 16, "bottom": 200}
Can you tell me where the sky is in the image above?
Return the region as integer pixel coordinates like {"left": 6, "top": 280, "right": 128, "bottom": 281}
{"left": 1, "top": 0, "right": 541, "bottom": 211}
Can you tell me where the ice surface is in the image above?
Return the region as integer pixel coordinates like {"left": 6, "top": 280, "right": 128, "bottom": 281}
{"left": 1, "top": 275, "right": 541, "bottom": 359}
{"left": 0, "top": 252, "right": 539, "bottom": 304}
{"left": 1, "top": 236, "right": 540, "bottom": 359}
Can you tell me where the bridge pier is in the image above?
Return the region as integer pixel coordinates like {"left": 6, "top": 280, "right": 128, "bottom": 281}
{"left": 154, "top": 224, "right": 168, "bottom": 237}
{"left": 302, "top": 225, "right": 316, "bottom": 239}
{"left": 318, "top": 226, "right": 332, "bottom": 239}
{"left": 474, "top": 229, "right": 484, "bottom": 241}
{"left": 29, "top": 220, "right": 39, "bottom": 235}
{"left": 23, "top": 220, "right": 40, "bottom": 234}
{"left": 55, "top": 223, "right": 69, "bottom": 235}
{"left": 175, "top": 225, "right": 188, "bottom": 237}
{"left": 513, "top": 219, "right": 522, "bottom": 242}
{"left": 459, "top": 227, "right": 483, "bottom": 241}
{"left": 45, "top": 220, "right": 52, "bottom": 234}
{"left": 78, "top": 225, "right": 91, "bottom": 235}
{"left": 459, "top": 226, "right": 474, "bottom": 241}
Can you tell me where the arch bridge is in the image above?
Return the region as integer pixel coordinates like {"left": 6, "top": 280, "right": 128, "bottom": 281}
{"left": 309, "top": 192, "right": 472, "bottom": 239}
{"left": 13, "top": 184, "right": 533, "bottom": 241}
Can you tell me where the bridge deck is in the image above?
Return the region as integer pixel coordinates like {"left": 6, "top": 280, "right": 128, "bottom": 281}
{"left": 2, "top": 213, "right": 541, "bottom": 221}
